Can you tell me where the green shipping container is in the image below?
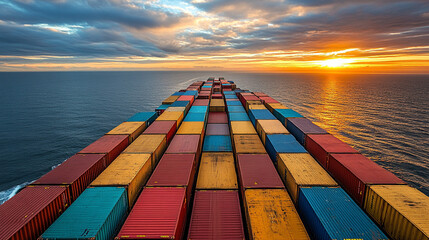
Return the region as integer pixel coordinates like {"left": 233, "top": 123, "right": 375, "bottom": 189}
{"left": 40, "top": 187, "right": 128, "bottom": 240}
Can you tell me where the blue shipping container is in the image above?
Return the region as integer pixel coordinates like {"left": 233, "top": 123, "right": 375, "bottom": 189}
{"left": 203, "top": 135, "right": 232, "bottom": 152}
{"left": 265, "top": 134, "right": 307, "bottom": 162}
{"left": 189, "top": 106, "right": 208, "bottom": 114}
{"left": 184, "top": 90, "right": 199, "bottom": 97}
{"left": 273, "top": 109, "right": 303, "bottom": 125}
{"left": 225, "top": 95, "right": 238, "bottom": 99}
{"left": 172, "top": 91, "right": 185, "bottom": 96}
{"left": 223, "top": 91, "right": 235, "bottom": 95}
{"left": 228, "top": 112, "right": 250, "bottom": 122}
{"left": 248, "top": 109, "right": 276, "bottom": 126}
{"left": 202, "top": 86, "right": 212, "bottom": 88}
{"left": 127, "top": 112, "right": 157, "bottom": 125}
{"left": 41, "top": 187, "right": 128, "bottom": 240}
{"left": 298, "top": 187, "right": 388, "bottom": 240}
{"left": 227, "top": 106, "right": 246, "bottom": 113}
{"left": 171, "top": 101, "right": 190, "bottom": 108}
{"left": 184, "top": 112, "right": 207, "bottom": 122}
{"left": 226, "top": 101, "right": 242, "bottom": 106}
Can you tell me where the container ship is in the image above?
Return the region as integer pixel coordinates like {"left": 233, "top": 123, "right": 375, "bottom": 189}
{"left": 0, "top": 78, "right": 427, "bottom": 240}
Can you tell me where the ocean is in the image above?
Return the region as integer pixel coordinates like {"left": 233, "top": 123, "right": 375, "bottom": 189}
{"left": 0, "top": 71, "right": 428, "bottom": 204}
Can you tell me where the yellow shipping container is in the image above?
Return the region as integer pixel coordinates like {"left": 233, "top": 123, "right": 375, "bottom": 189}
{"left": 233, "top": 135, "right": 266, "bottom": 154}
{"left": 106, "top": 121, "right": 146, "bottom": 142}
{"left": 277, "top": 153, "right": 338, "bottom": 203}
{"left": 364, "top": 185, "right": 429, "bottom": 240}
{"left": 265, "top": 103, "right": 287, "bottom": 113}
{"left": 245, "top": 100, "right": 263, "bottom": 112}
{"left": 248, "top": 105, "right": 267, "bottom": 110}
{"left": 256, "top": 120, "right": 289, "bottom": 145}
{"left": 210, "top": 99, "right": 225, "bottom": 112}
{"left": 196, "top": 152, "right": 238, "bottom": 190}
{"left": 122, "top": 134, "right": 167, "bottom": 168}
{"left": 165, "top": 107, "right": 186, "bottom": 112}
{"left": 177, "top": 121, "right": 205, "bottom": 136}
{"left": 230, "top": 121, "right": 257, "bottom": 135}
{"left": 244, "top": 189, "right": 309, "bottom": 240}
{"left": 157, "top": 111, "right": 184, "bottom": 126}
{"left": 90, "top": 153, "right": 152, "bottom": 208}
{"left": 162, "top": 95, "right": 179, "bottom": 105}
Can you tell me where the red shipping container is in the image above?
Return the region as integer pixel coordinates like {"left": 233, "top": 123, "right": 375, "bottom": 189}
{"left": 178, "top": 95, "right": 195, "bottom": 105}
{"left": 253, "top": 92, "right": 268, "bottom": 97}
{"left": 143, "top": 120, "right": 177, "bottom": 144}
{"left": 78, "top": 135, "right": 129, "bottom": 164}
{"left": 188, "top": 190, "right": 245, "bottom": 240}
{"left": 0, "top": 185, "right": 71, "bottom": 240}
{"left": 146, "top": 154, "right": 196, "bottom": 201}
{"left": 116, "top": 187, "right": 187, "bottom": 240}
{"left": 206, "top": 124, "right": 230, "bottom": 135}
{"left": 31, "top": 154, "right": 107, "bottom": 201}
{"left": 208, "top": 112, "right": 228, "bottom": 124}
{"left": 193, "top": 99, "right": 209, "bottom": 106}
{"left": 165, "top": 135, "right": 201, "bottom": 155}
{"left": 211, "top": 93, "right": 223, "bottom": 99}
{"left": 243, "top": 95, "right": 260, "bottom": 101}
{"left": 328, "top": 153, "right": 405, "bottom": 206}
{"left": 197, "top": 92, "right": 211, "bottom": 99}
{"left": 305, "top": 134, "right": 358, "bottom": 168}
{"left": 237, "top": 154, "right": 284, "bottom": 189}
{"left": 259, "top": 96, "right": 280, "bottom": 104}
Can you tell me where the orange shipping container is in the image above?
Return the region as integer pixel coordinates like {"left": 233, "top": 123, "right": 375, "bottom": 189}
{"left": 106, "top": 121, "right": 146, "bottom": 142}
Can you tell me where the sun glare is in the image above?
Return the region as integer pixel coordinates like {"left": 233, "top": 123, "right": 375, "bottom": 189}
{"left": 319, "top": 58, "right": 354, "bottom": 68}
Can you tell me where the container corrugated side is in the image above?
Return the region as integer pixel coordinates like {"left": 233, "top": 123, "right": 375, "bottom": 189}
{"left": 328, "top": 153, "right": 405, "bottom": 206}
{"left": 196, "top": 152, "right": 238, "bottom": 190}
{"left": 31, "top": 154, "right": 107, "bottom": 201}
{"left": 305, "top": 134, "right": 358, "bottom": 168}
{"left": 106, "top": 121, "right": 147, "bottom": 142}
{"left": 40, "top": 187, "right": 128, "bottom": 240}
{"left": 243, "top": 189, "right": 309, "bottom": 240}
{"left": 78, "top": 134, "right": 129, "bottom": 165}
{"left": 277, "top": 153, "right": 337, "bottom": 204}
{"left": 233, "top": 135, "right": 266, "bottom": 154}
{"left": 187, "top": 190, "right": 245, "bottom": 240}
{"left": 0, "top": 185, "right": 71, "bottom": 240}
{"left": 116, "top": 187, "right": 187, "bottom": 240}
{"left": 298, "top": 187, "right": 388, "bottom": 240}
{"left": 90, "top": 153, "right": 152, "bottom": 208}
{"left": 256, "top": 119, "right": 289, "bottom": 144}
{"left": 364, "top": 185, "right": 429, "bottom": 240}
{"left": 123, "top": 134, "right": 167, "bottom": 168}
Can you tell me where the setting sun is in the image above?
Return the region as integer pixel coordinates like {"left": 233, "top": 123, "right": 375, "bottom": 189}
{"left": 318, "top": 58, "right": 354, "bottom": 68}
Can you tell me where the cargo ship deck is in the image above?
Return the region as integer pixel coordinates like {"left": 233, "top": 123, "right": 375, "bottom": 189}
{"left": 0, "top": 77, "right": 428, "bottom": 240}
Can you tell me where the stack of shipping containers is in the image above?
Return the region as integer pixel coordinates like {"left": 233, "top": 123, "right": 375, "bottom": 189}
{"left": 0, "top": 78, "right": 428, "bottom": 240}
{"left": 187, "top": 79, "right": 246, "bottom": 239}
{"left": 115, "top": 81, "right": 204, "bottom": 239}
{"left": 232, "top": 91, "right": 310, "bottom": 239}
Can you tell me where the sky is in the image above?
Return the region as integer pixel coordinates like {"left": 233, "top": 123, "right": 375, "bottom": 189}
{"left": 0, "top": 0, "right": 429, "bottom": 73}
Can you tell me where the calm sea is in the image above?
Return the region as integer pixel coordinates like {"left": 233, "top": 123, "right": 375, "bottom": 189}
{"left": 0, "top": 71, "right": 428, "bottom": 203}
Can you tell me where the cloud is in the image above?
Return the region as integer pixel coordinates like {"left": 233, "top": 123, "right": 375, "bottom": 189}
{"left": 0, "top": 0, "right": 428, "bottom": 71}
